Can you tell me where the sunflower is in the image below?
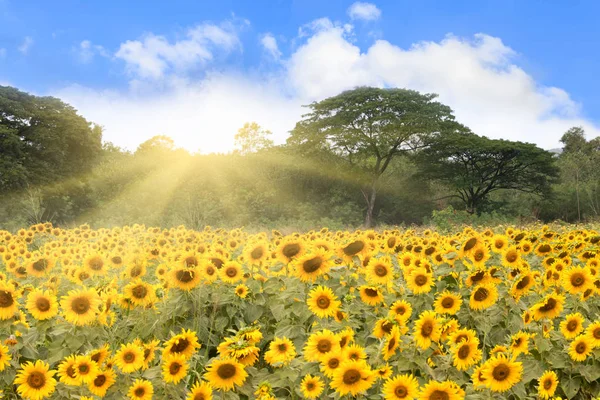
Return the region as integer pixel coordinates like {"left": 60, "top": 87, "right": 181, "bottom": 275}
{"left": 74, "top": 355, "right": 100, "bottom": 384}
{"left": 406, "top": 268, "right": 434, "bottom": 294}
{"left": 114, "top": 342, "right": 144, "bottom": 373}
{"left": 187, "top": 381, "right": 213, "bottom": 400}
{"left": 169, "top": 266, "right": 202, "bottom": 290}
{"left": 128, "top": 379, "right": 153, "bottom": 400}
{"left": 57, "top": 355, "right": 80, "bottom": 386}
{"left": 382, "top": 325, "right": 401, "bottom": 361}
{"left": 233, "top": 284, "right": 249, "bottom": 299}
{"left": 451, "top": 339, "right": 482, "bottom": 371}
{"left": 337, "top": 328, "right": 355, "bottom": 349}
{"left": 307, "top": 285, "right": 341, "bottom": 318}
{"left": 469, "top": 245, "right": 490, "bottom": 268}
{"left": 319, "top": 349, "right": 345, "bottom": 378}
{"left": 531, "top": 293, "right": 565, "bottom": 320}
{"left": 300, "top": 374, "right": 324, "bottom": 399}
{"left": 304, "top": 329, "right": 340, "bottom": 362}
{"left": 383, "top": 374, "right": 419, "bottom": 400}
{"left": 293, "top": 248, "right": 332, "bottom": 282}
{"left": 501, "top": 246, "right": 521, "bottom": 268}
{"left": 204, "top": 358, "right": 248, "bottom": 391}
{"left": 481, "top": 354, "right": 523, "bottom": 392}
{"left": 359, "top": 286, "right": 384, "bottom": 306}
{"left": 509, "top": 331, "right": 531, "bottom": 357}
{"left": 243, "top": 241, "right": 269, "bottom": 265}
{"left": 585, "top": 321, "right": 600, "bottom": 348}
{"left": 538, "top": 370, "right": 558, "bottom": 399}
{"left": 433, "top": 291, "right": 462, "bottom": 315}
{"left": 88, "top": 368, "right": 116, "bottom": 397}
{"left": 510, "top": 272, "right": 535, "bottom": 299}
{"left": 162, "top": 353, "right": 188, "bottom": 384}
{"left": 27, "top": 256, "right": 55, "bottom": 277}
{"left": 365, "top": 256, "right": 394, "bottom": 285}
{"left": 60, "top": 288, "right": 101, "bottom": 326}
{"left": 0, "top": 281, "right": 18, "bottom": 320}
{"left": 219, "top": 261, "right": 244, "bottom": 284}
{"left": 330, "top": 359, "right": 375, "bottom": 396}
{"left": 26, "top": 289, "right": 58, "bottom": 320}
{"left": 469, "top": 283, "right": 498, "bottom": 311}
{"left": 418, "top": 380, "right": 462, "bottom": 400}
{"left": 200, "top": 261, "right": 218, "bottom": 283}
{"left": 163, "top": 329, "right": 201, "bottom": 360}
{"left": 569, "top": 335, "right": 592, "bottom": 362}
{"left": 84, "top": 254, "right": 107, "bottom": 275}
{"left": 123, "top": 280, "right": 157, "bottom": 307}
{"left": 14, "top": 360, "right": 57, "bottom": 400}
{"left": 276, "top": 238, "right": 305, "bottom": 263}
{"left": 389, "top": 300, "right": 412, "bottom": 324}
{"left": 89, "top": 344, "right": 111, "bottom": 365}
{"left": 344, "top": 343, "right": 367, "bottom": 361}
{"left": 339, "top": 237, "right": 370, "bottom": 261}
{"left": 413, "top": 311, "right": 441, "bottom": 350}
{"left": 560, "top": 313, "right": 585, "bottom": 339}
{"left": 562, "top": 266, "right": 593, "bottom": 294}
{"left": 264, "top": 337, "right": 297, "bottom": 366}
{"left": 0, "top": 343, "right": 12, "bottom": 371}
{"left": 373, "top": 318, "right": 395, "bottom": 339}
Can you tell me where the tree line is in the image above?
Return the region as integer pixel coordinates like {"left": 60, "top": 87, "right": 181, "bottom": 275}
{"left": 0, "top": 85, "right": 597, "bottom": 229}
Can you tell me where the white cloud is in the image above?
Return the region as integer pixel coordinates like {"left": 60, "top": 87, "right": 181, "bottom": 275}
{"left": 18, "top": 36, "right": 33, "bottom": 54}
{"left": 115, "top": 22, "right": 241, "bottom": 80}
{"left": 260, "top": 33, "right": 281, "bottom": 59}
{"left": 76, "top": 40, "right": 109, "bottom": 63}
{"left": 55, "top": 18, "right": 600, "bottom": 155}
{"left": 348, "top": 2, "right": 382, "bottom": 21}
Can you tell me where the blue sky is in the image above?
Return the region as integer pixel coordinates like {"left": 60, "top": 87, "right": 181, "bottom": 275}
{"left": 1, "top": 0, "right": 599, "bottom": 152}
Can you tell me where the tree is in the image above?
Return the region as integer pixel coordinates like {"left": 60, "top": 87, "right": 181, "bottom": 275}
{"left": 288, "top": 87, "right": 458, "bottom": 227}
{"left": 416, "top": 132, "right": 558, "bottom": 214}
{"left": 234, "top": 122, "right": 274, "bottom": 155}
{"left": 135, "top": 135, "right": 176, "bottom": 154}
{"left": 0, "top": 85, "right": 102, "bottom": 191}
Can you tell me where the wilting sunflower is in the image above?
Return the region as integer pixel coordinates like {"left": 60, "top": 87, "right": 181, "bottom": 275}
{"left": 481, "top": 354, "right": 523, "bottom": 392}
{"left": 293, "top": 248, "right": 332, "bottom": 282}
{"left": 469, "top": 283, "right": 498, "bottom": 311}
{"left": 163, "top": 329, "right": 201, "bottom": 360}
{"left": 60, "top": 288, "right": 101, "bottom": 326}
{"left": 187, "top": 381, "right": 213, "bottom": 400}
{"left": 26, "top": 289, "right": 58, "bottom": 320}
{"left": 562, "top": 266, "right": 594, "bottom": 294}
{"left": 14, "top": 360, "right": 57, "bottom": 400}
{"left": 406, "top": 268, "right": 434, "bottom": 295}
{"left": 319, "top": 349, "right": 345, "bottom": 378}
{"left": 418, "top": 380, "right": 463, "bottom": 400}
{"left": 365, "top": 256, "right": 394, "bottom": 285}
{"left": 0, "top": 343, "right": 12, "bottom": 371}
{"left": 330, "top": 359, "right": 375, "bottom": 396}
{"left": 359, "top": 286, "right": 384, "bottom": 306}
{"left": 219, "top": 261, "right": 244, "bottom": 284}
{"left": 204, "top": 358, "right": 248, "bottom": 391}
{"left": 585, "top": 321, "right": 600, "bottom": 348}
{"left": 413, "top": 311, "right": 441, "bottom": 350}
{"left": 88, "top": 368, "right": 116, "bottom": 397}
{"left": 451, "top": 339, "right": 482, "bottom": 371}
{"left": 569, "top": 335, "right": 593, "bottom": 361}
{"left": 300, "top": 374, "right": 324, "bottom": 399}
{"left": 264, "top": 337, "right": 297, "bottom": 366}
{"left": 382, "top": 325, "right": 401, "bottom": 361}
{"left": 57, "top": 355, "right": 80, "bottom": 386}
{"left": 127, "top": 379, "right": 153, "bottom": 400}
{"left": 304, "top": 329, "right": 340, "bottom": 362}
{"left": 559, "top": 313, "right": 585, "bottom": 339}
{"left": 169, "top": 266, "right": 202, "bottom": 291}
{"left": 0, "top": 281, "right": 18, "bottom": 320}
{"left": 383, "top": 373, "right": 419, "bottom": 400}
{"left": 433, "top": 291, "right": 462, "bottom": 315}
{"left": 537, "top": 370, "right": 558, "bottom": 399}
{"left": 74, "top": 355, "right": 99, "bottom": 384}
{"left": 162, "top": 354, "right": 188, "bottom": 384}
{"left": 123, "top": 280, "right": 156, "bottom": 307}
{"left": 389, "top": 300, "right": 412, "bottom": 324}
{"left": 531, "top": 293, "right": 565, "bottom": 320}
{"left": 307, "top": 285, "right": 341, "bottom": 318}
{"left": 114, "top": 342, "right": 144, "bottom": 373}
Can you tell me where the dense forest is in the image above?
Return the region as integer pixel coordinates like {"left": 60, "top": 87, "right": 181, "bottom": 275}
{"left": 0, "top": 85, "right": 598, "bottom": 230}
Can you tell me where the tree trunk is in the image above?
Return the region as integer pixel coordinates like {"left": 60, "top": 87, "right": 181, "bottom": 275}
{"left": 364, "top": 183, "right": 377, "bottom": 228}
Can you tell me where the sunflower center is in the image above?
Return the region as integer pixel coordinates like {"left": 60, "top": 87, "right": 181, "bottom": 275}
{"left": 374, "top": 265, "right": 388, "bottom": 277}
{"left": 343, "top": 241, "right": 365, "bottom": 256}
{"left": 225, "top": 267, "right": 237, "bottom": 278}
{"left": 316, "top": 295, "right": 331, "bottom": 309}
{"left": 130, "top": 266, "right": 142, "bottom": 278}
{"left": 173, "top": 269, "right": 194, "bottom": 283}
{"left": 571, "top": 273, "right": 585, "bottom": 287}
{"left": 185, "top": 256, "right": 198, "bottom": 267}
{"left": 387, "top": 237, "right": 396, "bottom": 248}
{"left": 169, "top": 362, "right": 182, "bottom": 375}
{"left": 492, "top": 364, "right": 510, "bottom": 381}
{"left": 342, "top": 369, "right": 361, "bottom": 385}
{"left": 0, "top": 290, "right": 14, "bottom": 308}
{"left": 216, "top": 363, "right": 237, "bottom": 379}
{"left": 111, "top": 256, "right": 122, "bottom": 264}
{"left": 567, "top": 320, "right": 578, "bottom": 332}
{"left": 250, "top": 248, "right": 264, "bottom": 260}
{"left": 78, "top": 364, "right": 89, "bottom": 374}
{"left": 543, "top": 378, "right": 553, "bottom": 390}
{"left": 35, "top": 297, "right": 51, "bottom": 312}
{"left": 388, "top": 337, "right": 396, "bottom": 350}
{"left": 593, "top": 328, "right": 600, "bottom": 339}
{"left": 516, "top": 276, "right": 530, "bottom": 290}
{"left": 194, "top": 394, "right": 206, "bottom": 400}
{"left": 67, "top": 365, "right": 77, "bottom": 378}
{"left": 441, "top": 297, "right": 454, "bottom": 309}
{"left": 303, "top": 257, "right": 322, "bottom": 273}
{"left": 306, "top": 382, "right": 315, "bottom": 390}
{"left": 278, "top": 343, "right": 287, "bottom": 352}
{"left": 458, "top": 344, "right": 470, "bottom": 359}
{"left": 171, "top": 339, "right": 190, "bottom": 353}
{"left": 382, "top": 321, "right": 393, "bottom": 334}
{"left": 328, "top": 358, "right": 339, "bottom": 369}
{"left": 32, "top": 259, "right": 48, "bottom": 272}
{"left": 421, "top": 321, "right": 433, "bottom": 337}
{"left": 429, "top": 390, "right": 450, "bottom": 400}
{"left": 205, "top": 266, "right": 216, "bottom": 276}
{"left": 90, "top": 374, "right": 106, "bottom": 388}
{"left": 71, "top": 297, "right": 91, "bottom": 315}
{"left": 463, "top": 238, "right": 478, "bottom": 252}
{"left": 506, "top": 252, "right": 518, "bottom": 262}
{"left": 134, "top": 387, "right": 146, "bottom": 396}
{"left": 317, "top": 339, "right": 332, "bottom": 353}
{"left": 124, "top": 351, "right": 135, "bottom": 363}
{"left": 539, "top": 298, "right": 557, "bottom": 312}
{"left": 131, "top": 285, "right": 148, "bottom": 299}
{"left": 473, "top": 288, "right": 489, "bottom": 302}
{"left": 282, "top": 243, "right": 301, "bottom": 258}
{"left": 89, "top": 257, "right": 104, "bottom": 270}
{"left": 414, "top": 274, "right": 428, "bottom": 286}
{"left": 473, "top": 250, "right": 484, "bottom": 262}
{"left": 576, "top": 342, "right": 587, "bottom": 354}
{"left": 364, "top": 288, "right": 378, "bottom": 297}
{"left": 394, "top": 385, "right": 408, "bottom": 398}
{"left": 27, "top": 371, "right": 46, "bottom": 389}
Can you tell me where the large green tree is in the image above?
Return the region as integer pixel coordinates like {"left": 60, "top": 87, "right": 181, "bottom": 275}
{"left": 288, "top": 87, "right": 458, "bottom": 227}
{"left": 416, "top": 132, "right": 558, "bottom": 214}
{"left": 0, "top": 86, "right": 102, "bottom": 191}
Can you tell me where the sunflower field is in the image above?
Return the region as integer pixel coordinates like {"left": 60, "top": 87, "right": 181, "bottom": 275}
{"left": 0, "top": 223, "right": 599, "bottom": 400}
